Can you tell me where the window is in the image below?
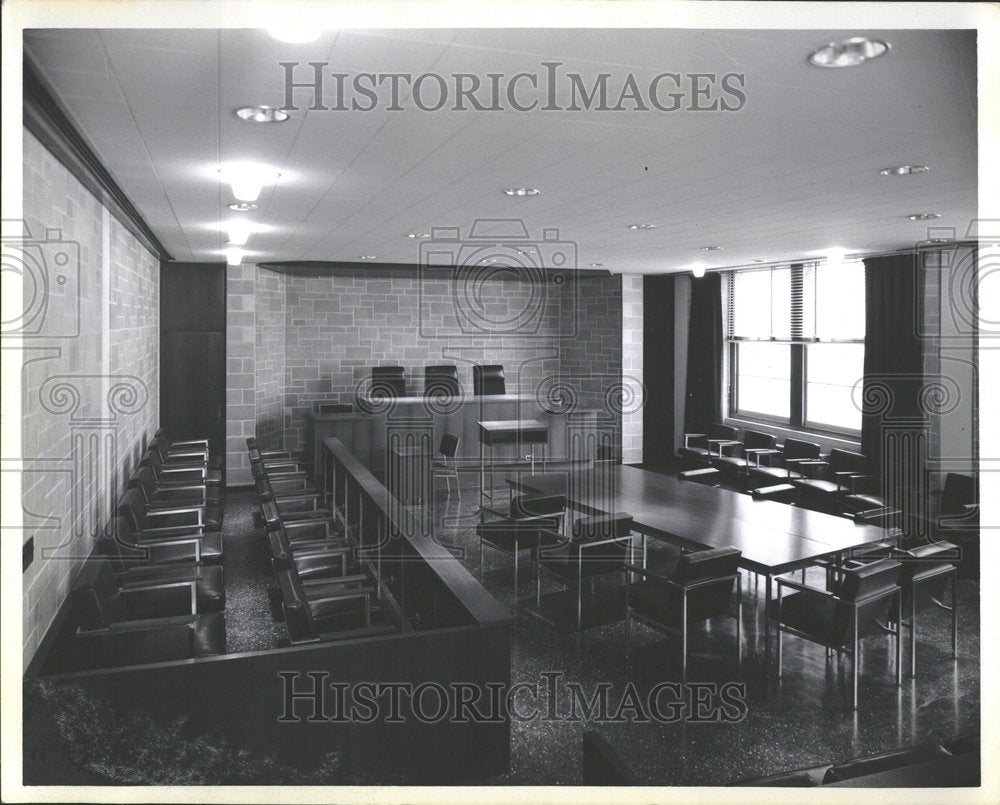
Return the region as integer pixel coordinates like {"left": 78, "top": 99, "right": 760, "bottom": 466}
{"left": 728, "top": 260, "right": 866, "bottom": 435}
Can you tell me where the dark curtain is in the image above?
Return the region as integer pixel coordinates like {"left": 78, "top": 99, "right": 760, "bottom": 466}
{"left": 684, "top": 273, "right": 723, "bottom": 432}
{"left": 862, "top": 253, "right": 926, "bottom": 528}
{"left": 642, "top": 275, "right": 675, "bottom": 469}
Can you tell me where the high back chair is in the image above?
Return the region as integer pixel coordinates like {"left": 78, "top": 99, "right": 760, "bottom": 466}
{"left": 432, "top": 433, "right": 462, "bottom": 498}
{"left": 473, "top": 364, "right": 506, "bottom": 396}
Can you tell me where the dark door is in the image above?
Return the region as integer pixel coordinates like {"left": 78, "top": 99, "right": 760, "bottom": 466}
{"left": 160, "top": 262, "right": 226, "bottom": 461}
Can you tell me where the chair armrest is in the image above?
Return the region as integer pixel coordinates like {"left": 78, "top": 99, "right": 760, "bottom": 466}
{"left": 776, "top": 577, "right": 840, "bottom": 600}
{"left": 302, "top": 573, "right": 368, "bottom": 588}
{"left": 308, "top": 586, "right": 375, "bottom": 606}
{"left": 166, "top": 448, "right": 209, "bottom": 459}
{"left": 623, "top": 563, "right": 675, "bottom": 583}
{"left": 159, "top": 465, "right": 207, "bottom": 478}
{"left": 120, "top": 580, "right": 198, "bottom": 614}
{"left": 292, "top": 544, "right": 351, "bottom": 558}
{"left": 170, "top": 438, "right": 210, "bottom": 448}
{"left": 79, "top": 614, "right": 200, "bottom": 636}
{"left": 136, "top": 524, "right": 206, "bottom": 539}
{"left": 283, "top": 519, "right": 333, "bottom": 538}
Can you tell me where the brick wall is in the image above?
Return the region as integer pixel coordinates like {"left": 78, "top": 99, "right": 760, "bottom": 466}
{"left": 20, "top": 129, "right": 159, "bottom": 669}
{"left": 254, "top": 267, "right": 285, "bottom": 450}
{"left": 621, "top": 274, "right": 644, "bottom": 464}
{"left": 230, "top": 267, "right": 628, "bottom": 467}
{"left": 226, "top": 263, "right": 256, "bottom": 485}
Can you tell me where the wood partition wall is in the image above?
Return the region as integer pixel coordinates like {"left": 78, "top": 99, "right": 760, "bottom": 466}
{"left": 26, "top": 439, "right": 513, "bottom": 785}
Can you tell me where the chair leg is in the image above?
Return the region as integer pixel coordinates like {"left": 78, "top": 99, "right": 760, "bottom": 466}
{"left": 911, "top": 590, "right": 917, "bottom": 678}
{"left": 896, "top": 591, "right": 902, "bottom": 687}
{"left": 852, "top": 618, "right": 859, "bottom": 710}
{"left": 952, "top": 572, "right": 959, "bottom": 659}
{"left": 513, "top": 541, "right": 519, "bottom": 597}
{"left": 536, "top": 565, "right": 542, "bottom": 608}
{"left": 576, "top": 578, "right": 582, "bottom": 631}
{"left": 736, "top": 574, "right": 742, "bottom": 668}
{"left": 479, "top": 540, "right": 484, "bottom": 577}
{"left": 681, "top": 620, "right": 688, "bottom": 682}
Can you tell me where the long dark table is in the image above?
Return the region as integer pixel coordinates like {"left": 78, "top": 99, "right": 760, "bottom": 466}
{"left": 508, "top": 465, "right": 892, "bottom": 667}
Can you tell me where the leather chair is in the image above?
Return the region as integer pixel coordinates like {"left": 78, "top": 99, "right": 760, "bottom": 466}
{"left": 711, "top": 430, "right": 777, "bottom": 487}
{"left": 149, "top": 435, "right": 222, "bottom": 471}
{"left": 108, "top": 515, "right": 206, "bottom": 566}
{"left": 128, "top": 466, "right": 223, "bottom": 529}
{"left": 477, "top": 493, "right": 566, "bottom": 595}
{"left": 277, "top": 569, "right": 395, "bottom": 644}
{"left": 679, "top": 424, "right": 739, "bottom": 467}
{"left": 254, "top": 472, "right": 329, "bottom": 523}
{"left": 73, "top": 560, "right": 226, "bottom": 668}
{"left": 95, "top": 531, "right": 225, "bottom": 613}
{"left": 141, "top": 446, "right": 222, "bottom": 488}
{"left": 791, "top": 448, "right": 868, "bottom": 512}
{"left": 748, "top": 437, "right": 821, "bottom": 488}
{"left": 266, "top": 518, "right": 354, "bottom": 581}
{"left": 117, "top": 489, "right": 223, "bottom": 564}
{"left": 473, "top": 364, "right": 506, "bottom": 396}
{"left": 777, "top": 558, "right": 902, "bottom": 709}
{"left": 370, "top": 366, "right": 406, "bottom": 399}
{"left": 937, "top": 473, "right": 978, "bottom": 577}
{"left": 154, "top": 427, "right": 222, "bottom": 467}
{"left": 623, "top": 546, "right": 741, "bottom": 680}
{"left": 424, "top": 364, "right": 460, "bottom": 398}
{"left": 536, "top": 513, "right": 634, "bottom": 630}
{"left": 432, "top": 433, "right": 461, "bottom": 498}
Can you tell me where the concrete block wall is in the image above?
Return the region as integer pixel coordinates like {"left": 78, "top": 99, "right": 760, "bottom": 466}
{"left": 254, "top": 267, "right": 286, "bottom": 451}
{"left": 226, "top": 262, "right": 257, "bottom": 485}
{"left": 621, "top": 274, "right": 644, "bottom": 464}
{"left": 20, "top": 129, "right": 159, "bottom": 669}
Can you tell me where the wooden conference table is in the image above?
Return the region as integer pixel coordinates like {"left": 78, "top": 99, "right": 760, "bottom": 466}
{"left": 508, "top": 465, "right": 892, "bottom": 667}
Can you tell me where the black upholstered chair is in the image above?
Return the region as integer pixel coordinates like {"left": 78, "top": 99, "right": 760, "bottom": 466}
{"left": 679, "top": 424, "right": 739, "bottom": 467}
{"left": 473, "top": 364, "right": 506, "bottom": 396}
{"left": 128, "top": 466, "right": 223, "bottom": 529}
{"left": 266, "top": 518, "right": 353, "bottom": 581}
{"left": 432, "top": 433, "right": 461, "bottom": 498}
{"left": 895, "top": 541, "right": 960, "bottom": 677}
{"left": 748, "top": 437, "right": 821, "bottom": 489}
{"left": 141, "top": 446, "right": 222, "bottom": 488}
{"left": 254, "top": 472, "right": 329, "bottom": 523}
{"left": 370, "top": 366, "right": 406, "bottom": 399}
{"left": 477, "top": 493, "right": 566, "bottom": 594}
{"left": 95, "top": 528, "right": 224, "bottom": 613}
{"left": 937, "top": 473, "right": 978, "bottom": 576}
{"left": 711, "top": 430, "right": 777, "bottom": 486}
{"left": 73, "top": 560, "right": 226, "bottom": 668}
{"left": 116, "top": 489, "right": 223, "bottom": 563}
{"left": 154, "top": 427, "right": 222, "bottom": 466}
{"left": 424, "top": 364, "right": 460, "bottom": 398}
{"left": 277, "top": 569, "right": 395, "bottom": 644}
{"left": 107, "top": 515, "right": 206, "bottom": 566}
{"left": 791, "top": 448, "right": 868, "bottom": 512}
{"left": 777, "top": 558, "right": 902, "bottom": 709}
{"left": 623, "top": 546, "right": 741, "bottom": 680}
{"left": 149, "top": 435, "right": 221, "bottom": 471}
{"left": 536, "top": 513, "right": 634, "bottom": 630}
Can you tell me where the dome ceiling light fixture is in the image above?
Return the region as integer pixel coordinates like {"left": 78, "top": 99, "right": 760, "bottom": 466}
{"left": 235, "top": 105, "right": 289, "bottom": 123}
{"left": 809, "top": 37, "right": 890, "bottom": 68}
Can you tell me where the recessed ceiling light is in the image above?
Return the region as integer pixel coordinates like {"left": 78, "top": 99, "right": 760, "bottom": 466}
{"left": 879, "top": 165, "right": 930, "bottom": 176}
{"left": 228, "top": 202, "right": 259, "bottom": 212}
{"left": 627, "top": 224, "right": 656, "bottom": 230}
{"left": 700, "top": 245, "right": 723, "bottom": 251}
{"left": 517, "top": 249, "right": 536, "bottom": 255}
{"left": 219, "top": 163, "right": 281, "bottom": 202}
{"left": 224, "top": 247, "right": 245, "bottom": 266}
{"left": 688, "top": 264, "right": 707, "bottom": 278}
{"left": 224, "top": 220, "right": 256, "bottom": 246}
{"left": 405, "top": 233, "right": 430, "bottom": 239}
{"left": 907, "top": 212, "right": 942, "bottom": 221}
{"left": 236, "top": 105, "right": 289, "bottom": 123}
{"left": 809, "top": 37, "right": 890, "bottom": 68}
{"left": 589, "top": 262, "right": 605, "bottom": 267}
{"left": 267, "top": 25, "right": 322, "bottom": 44}
{"left": 504, "top": 188, "right": 540, "bottom": 196}
{"left": 359, "top": 255, "right": 377, "bottom": 260}
{"left": 748, "top": 259, "right": 765, "bottom": 264}
{"left": 925, "top": 238, "right": 953, "bottom": 244}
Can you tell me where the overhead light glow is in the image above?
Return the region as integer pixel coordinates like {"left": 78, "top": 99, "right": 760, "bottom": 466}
{"left": 627, "top": 224, "right": 656, "bottom": 231}
{"left": 589, "top": 262, "right": 605, "bottom": 267}
{"left": 359, "top": 255, "right": 377, "bottom": 260}
{"left": 688, "top": 263, "right": 707, "bottom": 278}
{"left": 236, "top": 105, "right": 289, "bottom": 123}
{"left": 405, "top": 233, "right": 430, "bottom": 239}
{"left": 879, "top": 165, "right": 929, "bottom": 176}
{"left": 504, "top": 188, "right": 540, "bottom": 196}
{"left": 267, "top": 25, "right": 322, "bottom": 44}
{"left": 219, "top": 163, "right": 281, "bottom": 202}
{"left": 224, "top": 247, "right": 245, "bottom": 266}
{"left": 907, "top": 212, "right": 942, "bottom": 221}
{"left": 228, "top": 202, "right": 259, "bottom": 212}
{"left": 700, "top": 245, "right": 723, "bottom": 251}
{"left": 225, "top": 220, "right": 256, "bottom": 246}
{"left": 809, "top": 37, "right": 890, "bottom": 68}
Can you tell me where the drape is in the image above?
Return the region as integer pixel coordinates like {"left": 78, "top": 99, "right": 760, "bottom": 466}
{"left": 684, "top": 273, "right": 723, "bottom": 433}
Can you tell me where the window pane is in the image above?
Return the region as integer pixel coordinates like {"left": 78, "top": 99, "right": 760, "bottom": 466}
{"left": 815, "top": 260, "right": 866, "bottom": 340}
{"left": 732, "top": 270, "right": 772, "bottom": 338}
{"left": 736, "top": 342, "right": 790, "bottom": 420}
{"left": 771, "top": 267, "right": 792, "bottom": 340}
{"left": 805, "top": 343, "right": 864, "bottom": 431}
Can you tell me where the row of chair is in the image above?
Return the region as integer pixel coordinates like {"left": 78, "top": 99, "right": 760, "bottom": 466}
{"left": 247, "top": 438, "right": 399, "bottom": 645}
{"left": 369, "top": 364, "right": 506, "bottom": 400}
{"left": 71, "top": 429, "right": 228, "bottom": 669}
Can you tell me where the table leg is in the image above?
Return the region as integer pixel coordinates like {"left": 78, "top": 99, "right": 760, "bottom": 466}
{"left": 764, "top": 574, "right": 773, "bottom": 670}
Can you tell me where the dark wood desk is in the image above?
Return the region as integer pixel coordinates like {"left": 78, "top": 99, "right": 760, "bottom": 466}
{"left": 479, "top": 419, "right": 549, "bottom": 513}
{"left": 508, "top": 465, "right": 891, "bottom": 667}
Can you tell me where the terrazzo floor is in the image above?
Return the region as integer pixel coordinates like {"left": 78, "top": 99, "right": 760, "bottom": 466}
{"left": 23, "top": 472, "right": 981, "bottom": 786}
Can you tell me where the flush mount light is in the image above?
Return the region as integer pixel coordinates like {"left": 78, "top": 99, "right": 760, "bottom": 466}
{"left": 809, "top": 37, "right": 890, "bottom": 68}
{"left": 926, "top": 238, "right": 954, "bottom": 244}
{"left": 359, "top": 255, "right": 377, "bottom": 260}
{"left": 907, "top": 212, "right": 942, "bottom": 221}
{"left": 879, "top": 165, "right": 929, "bottom": 176}
{"left": 224, "top": 247, "right": 245, "bottom": 266}
{"left": 517, "top": 249, "right": 537, "bottom": 255}
{"left": 228, "top": 202, "right": 259, "bottom": 212}
{"left": 224, "top": 220, "right": 256, "bottom": 246}
{"left": 504, "top": 188, "right": 540, "bottom": 196}
{"left": 748, "top": 259, "right": 765, "bottom": 264}
{"left": 700, "top": 245, "right": 723, "bottom": 251}
{"left": 267, "top": 25, "right": 322, "bottom": 44}
{"left": 627, "top": 224, "right": 656, "bottom": 231}
{"left": 219, "top": 163, "right": 281, "bottom": 202}
{"left": 405, "top": 233, "right": 430, "bottom": 239}
{"left": 236, "top": 105, "right": 289, "bottom": 123}
{"left": 589, "top": 262, "right": 605, "bottom": 267}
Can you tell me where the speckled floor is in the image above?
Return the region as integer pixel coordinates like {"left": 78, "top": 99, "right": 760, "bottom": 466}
{"left": 23, "top": 475, "right": 980, "bottom": 786}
